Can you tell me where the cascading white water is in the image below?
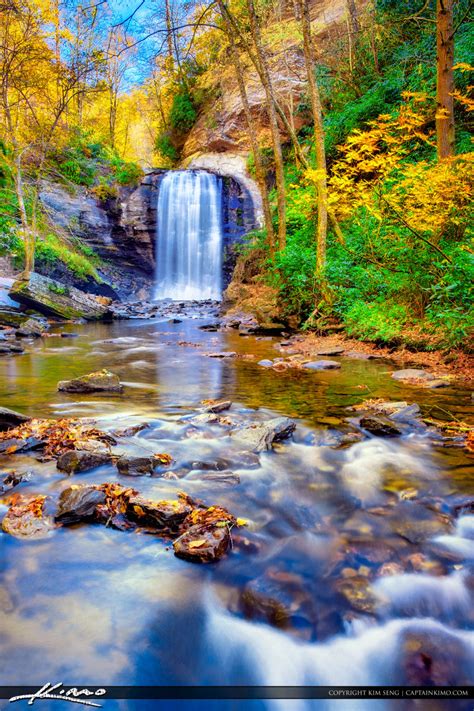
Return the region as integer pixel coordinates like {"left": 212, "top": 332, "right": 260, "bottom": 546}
{"left": 154, "top": 170, "right": 223, "bottom": 301}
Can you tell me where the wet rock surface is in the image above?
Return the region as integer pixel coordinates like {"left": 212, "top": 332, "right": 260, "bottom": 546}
{"left": 55, "top": 485, "right": 106, "bottom": 524}
{"left": 10, "top": 272, "right": 111, "bottom": 321}
{"left": 359, "top": 416, "right": 403, "bottom": 437}
{"left": 231, "top": 417, "right": 296, "bottom": 452}
{"left": 56, "top": 449, "right": 112, "bottom": 474}
{"left": 58, "top": 369, "right": 123, "bottom": 393}
{"left": 2, "top": 495, "right": 56, "bottom": 539}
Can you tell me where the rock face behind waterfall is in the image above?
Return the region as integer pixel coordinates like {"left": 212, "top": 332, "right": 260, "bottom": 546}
{"left": 10, "top": 273, "right": 111, "bottom": 321}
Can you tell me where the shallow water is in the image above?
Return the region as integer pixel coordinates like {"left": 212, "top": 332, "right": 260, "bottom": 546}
{"left": 0, "top": 312, "right": 473, "bottom": 710}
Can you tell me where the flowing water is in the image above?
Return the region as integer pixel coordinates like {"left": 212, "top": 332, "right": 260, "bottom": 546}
{"left": 154, "top": 172, "right": 223, "bottom": 301}
{"left": 0, "top": 311, "right": 473, "bottom": 711}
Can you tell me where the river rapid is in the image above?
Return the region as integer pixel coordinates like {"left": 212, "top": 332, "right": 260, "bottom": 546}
{"left": 0, "top": 305, "right": 473, "bottom": 711}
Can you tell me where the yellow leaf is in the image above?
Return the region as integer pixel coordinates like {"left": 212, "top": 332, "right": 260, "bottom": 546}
{"left": 188, "top": 539, "right": 207, "bottom": 548}
{"left": 236, "top": 518, "right": 248, "bottom": 527}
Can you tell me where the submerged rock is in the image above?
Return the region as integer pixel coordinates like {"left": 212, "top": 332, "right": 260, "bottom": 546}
{"left": 303, "top": 360, "right": 341, "bottom": 370}
{"left": 242, "top": 570, "right": 318, "bottom": 637}
{"left": 58, "top": 369, "right": 123, "bottom": 393}
{"left": 187, "top": 470, "right": 241, "bottom": 486}
{"left": 56, "top": 449, "right": 112, "bottom": 474}
{"left": 55, "top": 485, "right": 106, "bottom": 524}
{"left": 335, "top": 575, "right": 377, "bottom": 614}
{"left": 2, "top": 495, "right": 55, "bottom": 539}
{"left": 257, "top": 359, "right": 274, "bottom": 368}
{"left": 391, "top": 369, "right": 435, "bottom": 383}
{"left": 231, "top": 417, "right": 296, "bottom": 452}
{"left": 397, "top": 626, "right": 472, "bottom": 686}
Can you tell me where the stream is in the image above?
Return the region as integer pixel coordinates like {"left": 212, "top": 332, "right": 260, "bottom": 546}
{"left": 0, "top": 306, "right": 473, "bottom": 711}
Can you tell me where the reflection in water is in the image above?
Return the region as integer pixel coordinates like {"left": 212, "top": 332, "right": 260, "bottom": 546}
{"left": 0, "top": 315, "right": 473, "bottom": 710}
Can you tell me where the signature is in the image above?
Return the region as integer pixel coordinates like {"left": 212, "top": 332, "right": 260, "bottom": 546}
{"left": 9, "top": 683, "right": 107, "bottom": 707}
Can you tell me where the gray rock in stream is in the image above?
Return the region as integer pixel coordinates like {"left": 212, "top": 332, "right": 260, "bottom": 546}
{"left": 231, "top": 417, "right": 296, "bottom": 452}
{"left": 391, "top": 369, "right": 435, "bottom": 382}
{"left": 303, "top": 360, "right": 341, "bottom": 370}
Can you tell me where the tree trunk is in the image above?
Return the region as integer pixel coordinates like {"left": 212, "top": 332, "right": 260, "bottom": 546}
{"left": 165, "top": 0, "right": 174, "bottom": 65}
{"left": 296, "top": 0, "right": 328, "bottom": 274}
{"left": 246, "top": 0, "right": 286, "bottom": 250}
{"left": 436, "top": 0, "right": 455, "bottom": 159}
{"left": 14, "top": 152, "right": 35, "bottom": 275}
{"left": 218, "top": 0, "right": 275, "bottom": 254}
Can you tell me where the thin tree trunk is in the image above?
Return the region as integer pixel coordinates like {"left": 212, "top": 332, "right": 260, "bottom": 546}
{"left": 246, "top": 0, "right": 286, "bottom": 250}
{"left": 218, "top": 0, "right": 275, "bottom": 253}
{"left": 296, "top": 0, "right": 328, "bottom": 274}
{"left": 436, "top": 0, "right": 455, "bottom": 159}
{"left": 165, "top": 0, "right": 174, "bottom": 65}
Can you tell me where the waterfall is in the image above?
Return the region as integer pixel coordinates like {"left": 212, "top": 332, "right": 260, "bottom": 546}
{"left": 154, "top": 170, "right": 223, "bottom": 301}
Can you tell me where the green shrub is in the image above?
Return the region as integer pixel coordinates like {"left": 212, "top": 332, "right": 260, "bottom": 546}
{"left": 155, "top": 133, "right": 179, "bottom": 163}
{"left": 169, "top": 90, "right": 197, "bottom": 133}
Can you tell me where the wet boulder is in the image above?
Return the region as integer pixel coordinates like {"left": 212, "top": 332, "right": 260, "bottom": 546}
{"left": 303, "top": 360, "right": 341, "bottom": 370}
{"left": 55, "top": 485, "right": 106, "bottom": 524}
{"left": 231, "top": 417, "right": 296, "bottom": 452}
{"left": 15, "top": 318, "right": 45, "bottom": 338}
{"left": 126, "top": 495, "right": 192, "bottom": 532}
{"left": 111, "top": 423, "right": 149, "bottom": 437}
{"left": 257, "top": 359, "right": 274, "bottom": 368}
{"left": 0, "top": 407, "right": 30, "bottom": 432}
{"left": 0, "top": 435, "right": 43, "bottom": 454}
{"left": 2, "top": 495, "right": 56, "bottom": 539}
{"left": 56, "top": 449, "right": 112, "bottom": 474}
{"left": 0, "top": 471, "right": 31, "bottom": 495}
{"left": 10, "top": 272, "right": 111, "bottom": 321}
{"left": 0, "top": 342, "right": 24, "bottom": 355}
{"left": 115, "top": 453, "right": 174, "bottom": 476}
{"left": 198, "top": 323, "right": 220, "bottom": 332}
{"left": 173, "top": 523, "right": 231, "bottom": 563}
{"left": 58, "top": 369, "right": 123, "bottom": 393}
{"left": 116, "top": 455, "right": 155, "bottom": 476}
{"left": 359, "top": 416, "right": 403, "bottom": 437}
{"left": 202, "top": 400, "right": 232, "bottom": 414}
